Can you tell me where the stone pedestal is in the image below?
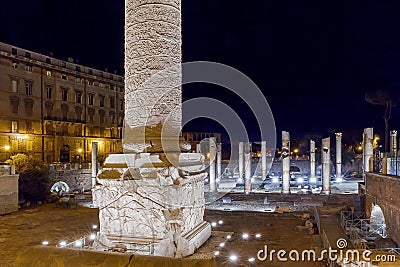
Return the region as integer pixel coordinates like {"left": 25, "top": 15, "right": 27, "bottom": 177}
{"left": 321, "top": 137, "right": 330, "bottom": 195}
{"left": 282, "top": 131, "right": 290, "bottom": 194}
{"left": 93, "top": 153, "right": 211, "bottom": 258}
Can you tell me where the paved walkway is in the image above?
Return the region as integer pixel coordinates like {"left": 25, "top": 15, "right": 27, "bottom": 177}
{"left": 319, "top": 213, "right": 353, "bottom": 249}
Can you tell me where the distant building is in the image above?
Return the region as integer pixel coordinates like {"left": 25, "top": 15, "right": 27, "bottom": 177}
{"left": 182, "top": 132, "right": 222, "bottom": 152}
{"left": 0, "top": 42, "right": 124, "bottom": 163}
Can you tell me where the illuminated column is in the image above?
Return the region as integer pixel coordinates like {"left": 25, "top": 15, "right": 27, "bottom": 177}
{"left": 209, "top": 137, "right": 216, "bottom": 192}
{"left": 238, "top": 142, "right": 244, "bottom": 181}
{"left": 282, "top": 131, "right": 290, "bottom": 194}
{"left": 244, "top": 142, "right": 252, "bottom": 194}
{"left": 217, "top": 143, "right": 222, "bottom": 180}
{"left": 363, "top": 128, "right": 374, "bottom": 177}
{"left": 321, "top": 137, "right": 331, "bottom": 195}
{"left": 335, "top": 133, "right": 342, "bottom": 181}
{"left": 196, "top": 143, "right": 201, "bottom": 153}
{"left": 310, "top": 140, "right": 316, "bottom": 178}
{"left": 261, "top": 141, "right": 267, "bottom": 180}
{"left": 390, "top": 130, "right": 397, "bottom": 156}
{"left": 91, "top": 142, "right": 98, "bottom": 188}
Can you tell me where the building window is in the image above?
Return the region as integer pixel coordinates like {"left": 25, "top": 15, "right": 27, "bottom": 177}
{"left": 25, "top": 81, "right": 32, "bottom": 95}
{"left": 110, "top": 96, "right": 115, "bottom": 109}
{"left": 25, "top": 64, "right": 32, "bottom": 72}
{"left": 11, "top": 48, "right": 17, "bottom": 55}
{"left": 76, "top": 66, "right": 81, "bottom": 72}
{"left": 46, "top": 58, "right": 51, "bottom": 64}
{"left": 76, "top": 91, "right": 82, "bottom": 104}
{"left": 61, "top": 88, "right": 68, "bottom": 101}
{"left": 76, "top": 77, "right": 81, "bottom": 83}
{"left": 99, "top": 95, "right": 105, "bottom": 107}
{"left": 25, "top": 52, "right": 31, "bottom": 58}
{"left": 12, "top": 62, "right": 18, "bottom": 69}
{"left": 11, "top": 80, "right": 17, "bottom": 92}
{"left": 88, "top": 93, "right": 94, "bottom": 106}
{"left": 61, "top": 74, "right": 67, "bottom": 80}
{"left": 11, "top": 121, "right": 18, "bottom": 133}
{"left": 88, "top": 69, "right": 93, "bottom": 75}
{"left": 99, "top": 109, "right": 105, "bottom": 124}
{"left": 61, "top": 61, "right": 66, "bottom": 68}
{"left": 119, "top": 99, "right": 124, "bottom": 110}
{"left": 26, "top": 120, "right": 33, "bottom": 133}
{"left": 110, "top": 84, "right": 115, "bottom": 91}
{"left": 46, "top": 70, "right": 52, "bottom": 77}
{"left": 119, "top": 86, "right": 124, "bottom": 92}
{"left": 46, "top": 86, "right": 52, "bottom": 99}
{"left": 10, "top": 96, "right": 19, "bottom": 113}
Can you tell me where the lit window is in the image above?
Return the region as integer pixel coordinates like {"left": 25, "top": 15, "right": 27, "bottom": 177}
{"left": 61, "top": 88, "right": 68, "bottom": 101}
{"left": 25, "top": 81, "right": 32, "bottom": 95}
{"left": 46, "top": 70, "right": 52, "bottom": 77}
{"left": 11, "top": 121, "right": 18, "bottom": 133}
{"left": 11, "top": 80, "right": 17, "bottom": 92}
{"left": 12, "top": 62, "right": 18, "bottom": 69}
{"left": 25, "top": 65, "right": 32, "bottom": 72}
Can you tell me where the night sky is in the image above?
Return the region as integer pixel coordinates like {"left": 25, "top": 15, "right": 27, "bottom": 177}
{"left": 1, "top": 0, "right": 400, "bottom": 144}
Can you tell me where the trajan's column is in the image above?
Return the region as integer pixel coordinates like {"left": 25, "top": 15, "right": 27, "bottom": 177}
{"left": 93, "top": 0, "right": 211, "bottom": 258}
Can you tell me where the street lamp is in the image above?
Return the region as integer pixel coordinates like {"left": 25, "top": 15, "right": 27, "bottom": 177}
{"left": 77, "top": 148, "right": 83, "bottom": 167}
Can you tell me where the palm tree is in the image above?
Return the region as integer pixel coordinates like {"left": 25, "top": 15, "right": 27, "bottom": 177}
{"left": 365, "top": 89, "right": 400, "bottom": 152}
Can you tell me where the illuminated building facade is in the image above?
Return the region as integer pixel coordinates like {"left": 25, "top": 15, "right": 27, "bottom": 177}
{"left": 0, "top": 42, "right": 124, "bottom": 163}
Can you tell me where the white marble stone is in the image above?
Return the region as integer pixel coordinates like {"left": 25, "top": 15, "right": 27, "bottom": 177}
{"left": 322, "top": 137, "right": 330, "bottom": 195}
{"left": 282, "top": 131, "right": 290, "bottom": 194}
{"left": 92, "top": 0, "right": 210, "bottom": 258}
{"left": 335, "top": 133, "right": 342, "bottom": 180}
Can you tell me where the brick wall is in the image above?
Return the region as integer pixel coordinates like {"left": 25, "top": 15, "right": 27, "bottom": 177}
{"left": 0, "top": 175, "right": 19, "bottom": 214}
{"left": 365, "top": 173, "right": 400, "bottom": 246}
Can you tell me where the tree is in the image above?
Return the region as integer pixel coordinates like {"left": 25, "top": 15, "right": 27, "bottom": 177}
{"left": 6, "top": 154, "right": 50, "bottom": 202}
{"left": 365, "top": 90, "right": 400, "bottom": 152}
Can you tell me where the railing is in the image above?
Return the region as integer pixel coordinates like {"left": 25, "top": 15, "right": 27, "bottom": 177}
{"left": 48, "top": 162, "right": 91, "bottom": 171}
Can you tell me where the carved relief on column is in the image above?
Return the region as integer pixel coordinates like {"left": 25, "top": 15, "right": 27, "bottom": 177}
{"left": 124, "top": 0, "right": 182, "bottom": 154}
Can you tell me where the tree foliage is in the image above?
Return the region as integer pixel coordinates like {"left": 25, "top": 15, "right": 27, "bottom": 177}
{"left": 6, "top": 154, "right": 50, "bottom": 202}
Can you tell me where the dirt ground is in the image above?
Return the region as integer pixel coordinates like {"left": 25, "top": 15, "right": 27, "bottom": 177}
{"left": 0, "top": 197, "right": 343, "bottom": 267}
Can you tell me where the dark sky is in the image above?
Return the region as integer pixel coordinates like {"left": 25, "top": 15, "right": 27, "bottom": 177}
{"left": 1, "top": 0, "right": 400, "bottom": 143}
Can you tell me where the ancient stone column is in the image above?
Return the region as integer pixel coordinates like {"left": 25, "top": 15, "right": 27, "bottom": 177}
{"left": 363, "top": 128, "right": 374, "bottom": 176}
{"left": 261, "top": 141, "right": 267, "bottom": 180}
{"left": 196, "top": 143, "right": 201, "bottom": 153}
{"left": 335, "top": 133, "right": 342, "bottom": 181}
{"left": 322, "top": 137, "right": 331, "bottom": 195}
{"left": 209, "top": 137, "right": 216, "bottom": 192}
{"left": 238, "top": 142, "right": 244, "bottom": 181}
{"left": 244, "top": 142, "right": 252, "bottom": 194}
{"left": 91, "top": 142, "right": 98, "bottom": 188}
{"left": 217, "top": 143, "right": 222, "bottom": 180}
{"left": 282, "top": 131, "right": 290, "bottom": 194}
{"left": 390, "top": 130, "right": 397, "bottom": 156}
{"left": 93, "top": 0, "right": 211, "bottom": 258}
{"left": 310, "top": 140, "right": 316, "bottom": 179}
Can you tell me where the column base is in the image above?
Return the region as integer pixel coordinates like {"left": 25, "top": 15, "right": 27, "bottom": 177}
{"left": 282, "top": 190, "right": 290, "bottom": 194}
{"left": 321, "top": 190, "right": 331, "bottom": 195}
